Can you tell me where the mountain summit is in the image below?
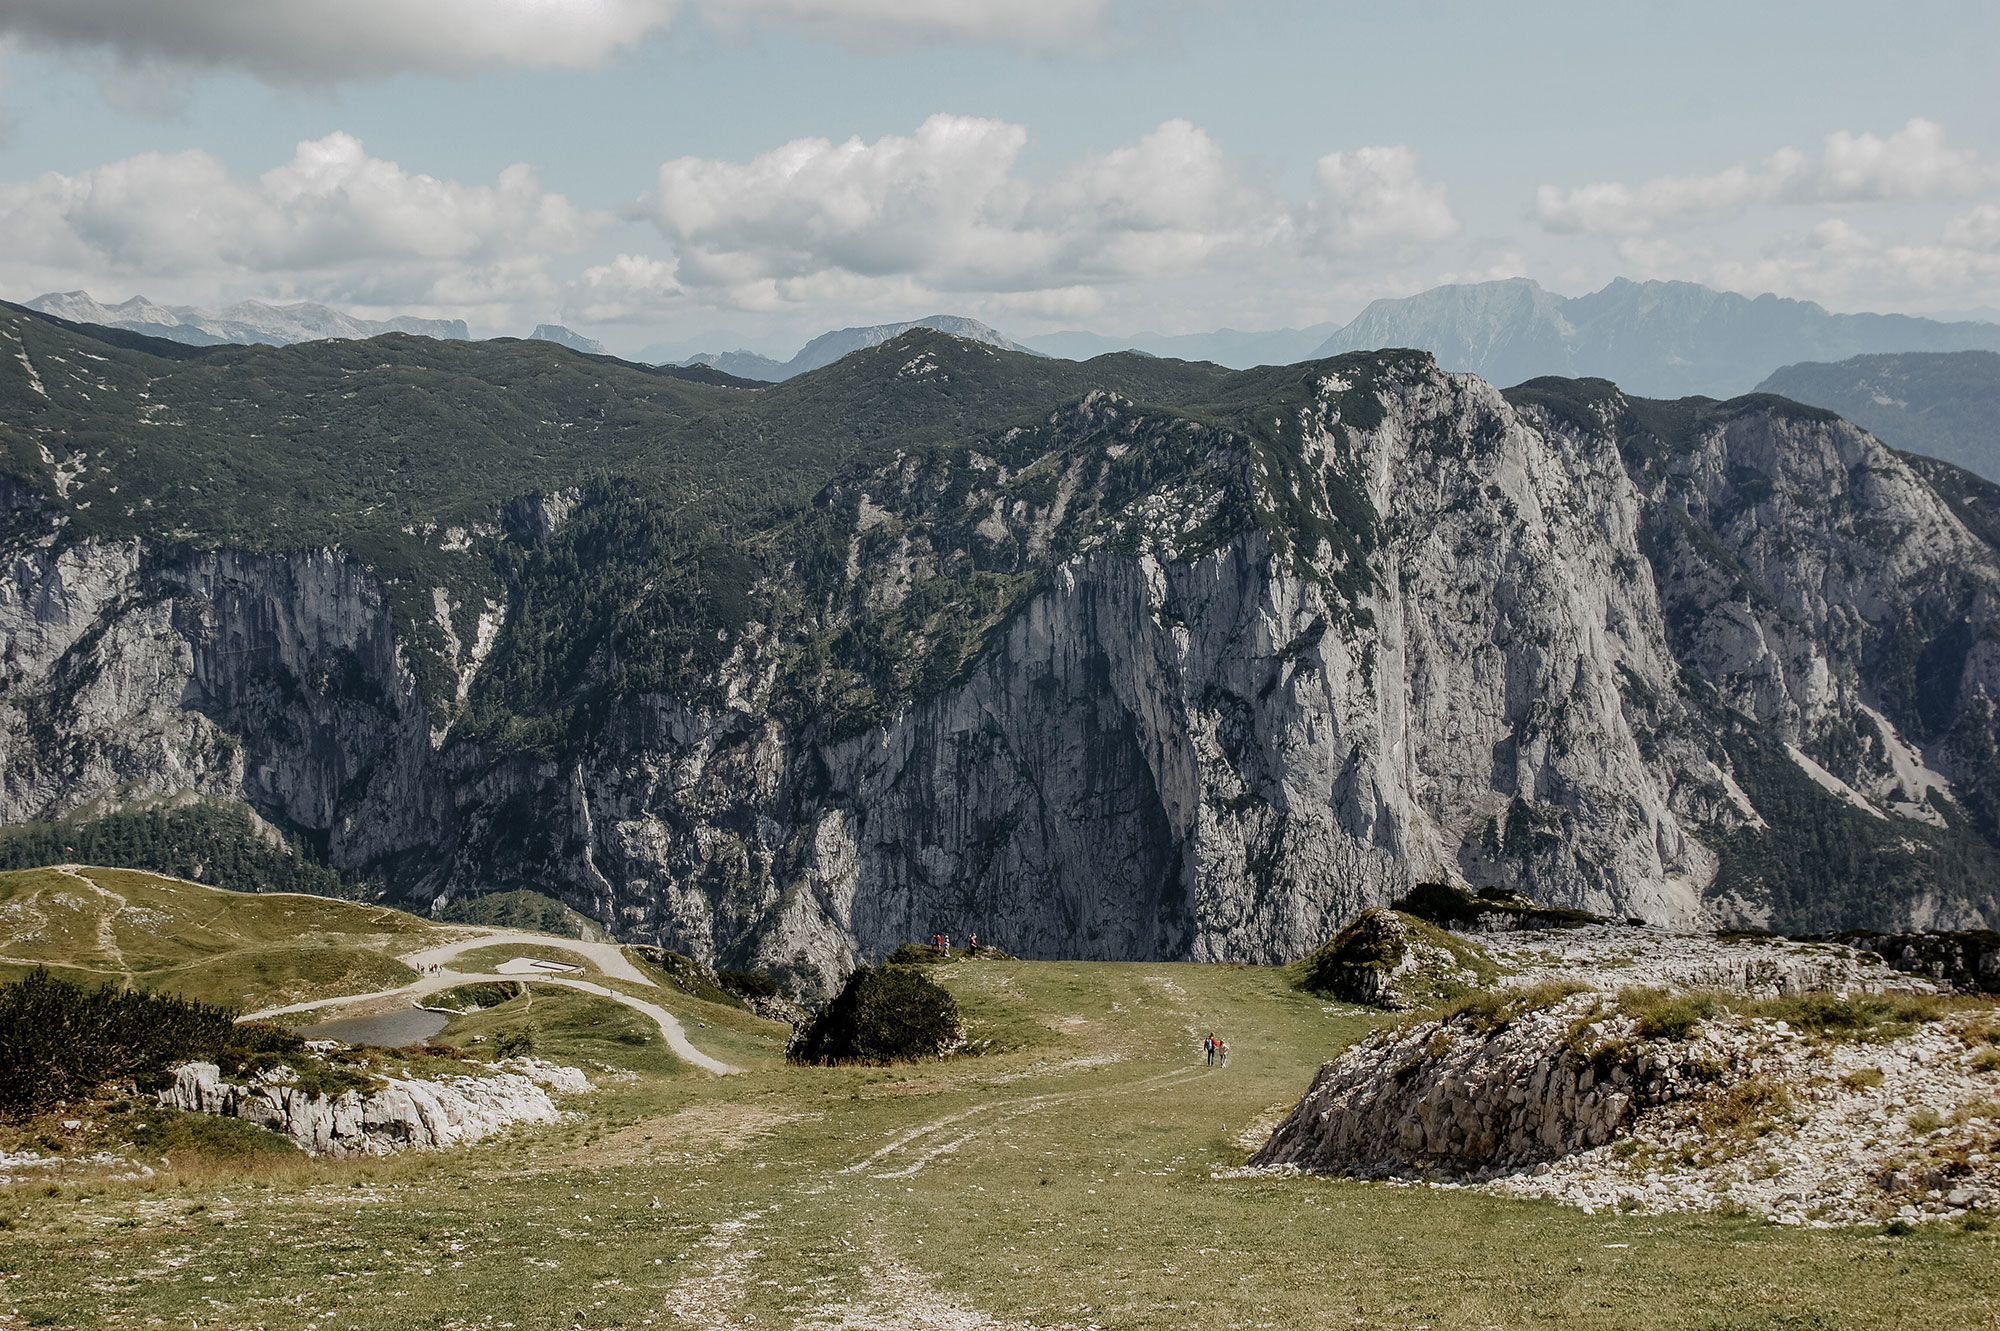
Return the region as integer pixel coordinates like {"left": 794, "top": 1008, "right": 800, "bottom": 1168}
{"left": 679, "top": 314, "right": 1039, "bottom": 381}
{"left": 1312, "top": 278, "right": 2000, "bottom": 398}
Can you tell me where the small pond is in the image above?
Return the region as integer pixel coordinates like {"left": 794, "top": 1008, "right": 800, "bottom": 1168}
{"left": 299, "top": 1008, "right": 449, "bottom": 1048}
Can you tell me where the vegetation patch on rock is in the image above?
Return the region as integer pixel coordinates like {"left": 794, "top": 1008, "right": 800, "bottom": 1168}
{"left": 1295, "top": 908, "right": 1498, "bottom": 1010}
{"left": 786, "top": 965, "right": 967, "bottom": 1065}
{"left": 1392, "top": 881, "right": 1606, "bottom": 933}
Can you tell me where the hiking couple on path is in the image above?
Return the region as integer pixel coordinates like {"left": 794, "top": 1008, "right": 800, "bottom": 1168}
{"left": 1204, "top": 1032, "right": 1228, "bottom": 1067}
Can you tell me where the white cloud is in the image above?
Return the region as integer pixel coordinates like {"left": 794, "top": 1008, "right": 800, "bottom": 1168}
{"left": 0, "top": 132, "right": 591, "bottom": 318}
{"left": 1538, "top": 118, "right": 1999, "bottom": 235}
{"left": 1310, "top": 145, "right": 1459, "bottom": 252}
{"left": 1606, "top": 214, "right": 2000, "bottom": 316}
{"left": 1944, "top": 204, "right": 2000, "bottom": 251}
{"left": 613, "top": 114, "right": 1454, "bottom": 319}
{"left": 0, "top": 0, "right": 1111, "bottom": 95}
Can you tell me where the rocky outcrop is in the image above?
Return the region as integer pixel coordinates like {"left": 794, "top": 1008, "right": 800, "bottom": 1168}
{"left": 1253, "top": 995, "right": 1690, "bottom": 1174}
{"left": 160, "top": 1060, "right": 580, "bottom": 1157}
{"left": 1295, "top": 908, "right": 1490, "bottom": 1010}
{"left": 1834, "top": 930, "right": 2000, "bottom": 994}
{"left": 1251, "top": 989, "right": 2000, "bottom": 1227}
{"left": 6, "top": 352, "right": 2000, "bottom": 987}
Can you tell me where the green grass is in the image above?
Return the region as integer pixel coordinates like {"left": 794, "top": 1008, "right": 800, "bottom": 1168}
{"left": 438, "top": 986, "right": 689, "bottom": 1077}
{"left": 8, "top": 957, "right": 1997, "bottom": 1329}
{"left": 0, "top": 865, "right": 439, "bottom": 1009}
{"left": 451, "top": 941, "right": 600, "bottom": 975}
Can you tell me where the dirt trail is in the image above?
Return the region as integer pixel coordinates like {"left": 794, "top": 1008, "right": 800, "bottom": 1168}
{"left": 666, "top": 1061, "right": 1212, "bottom": 1326}
{"left": 56, "top": 865, "right": 128, "bottom": 976}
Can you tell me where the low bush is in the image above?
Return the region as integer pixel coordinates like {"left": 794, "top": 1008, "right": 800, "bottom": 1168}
{"left": 0, "top": 969, "right": 237, "bottom": 1114}
{"left": 1618, "top": 987, "right": 1725, "bottom": 1041}
{"left": 1432, "top": 980, "right": 1589, "bottom": 1034}
{"left": 1747, "top": 992, "right": 1944, "bottom": 1040}
{"left": 494, "top": 1025, "right": 538, "bottom": 1059}
{"left": 787, "top": 965, "right": 965, "bottom": 1065}
{"left": 885, "top": 941, "right": 947, "bottom": 966}
{"left": 629, "top": 947, "right": 746, "bottom": 1009}
{"left": 1699, "top": 1078, "right": 1792, "bottom": 1135}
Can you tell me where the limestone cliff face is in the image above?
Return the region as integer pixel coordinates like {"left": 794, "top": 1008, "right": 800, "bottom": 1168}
{"left": 2, "top": 357, "right": 1996, "bottom": 988}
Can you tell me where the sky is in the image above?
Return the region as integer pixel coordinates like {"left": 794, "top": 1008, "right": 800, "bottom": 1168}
{"left": 0, "top": 0, "right": 1995, "bottom": 359}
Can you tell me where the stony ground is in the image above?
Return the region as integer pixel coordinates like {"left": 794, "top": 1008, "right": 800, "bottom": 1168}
{"left": 1483, "top": 1008, "right": 2000, "bottom": 1228}
{"left": 1481, "top": 924, "right": 1937, "bottom": 996}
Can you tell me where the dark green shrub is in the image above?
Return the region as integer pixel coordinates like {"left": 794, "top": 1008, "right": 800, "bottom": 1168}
{"left": 718, "top": 968, "right": 780, "bottom": 1000}
{"left": 885, "top": 941, "right": 946, "bottom": 965}
{"left": 0, "top": 969, "right": 237, "bottom": 1113}
{"left": 494, "top": 1025, "right": 538, "bottom": 1059}
{"left": 786, "top": 965, "right": 965, "bottom": 1065}
{"left": 434, "top": 982, "right": 519, "bottom": 1011}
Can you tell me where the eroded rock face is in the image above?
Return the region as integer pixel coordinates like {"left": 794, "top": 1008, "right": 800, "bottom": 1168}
{"left": 160, "top": 1061, "right": 575, "bottom": 1157}
{"left": 1252, "top": 990, "right": 2000, "bottom": 1228}
{"left": 6, "top": 359, "right": 2000, "bottom": 987}
{"left": 1253, "top": 996, "right": 1688, "bottom": 1174}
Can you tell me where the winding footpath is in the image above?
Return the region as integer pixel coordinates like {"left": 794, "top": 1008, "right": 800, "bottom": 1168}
{"left": 243, "top": 929, "right": 740, "bottom": 1075}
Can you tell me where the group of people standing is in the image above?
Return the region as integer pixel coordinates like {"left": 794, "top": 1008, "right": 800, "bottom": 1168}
{"left": 1203, "top": 1032, "right": 1229, "bottom": 1067}
{"left": 931, "top": 932, "right": 981, "bottom": 956}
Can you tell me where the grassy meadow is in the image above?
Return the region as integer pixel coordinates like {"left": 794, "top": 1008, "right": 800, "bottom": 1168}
{"left": 5, "top": 937, "right": 1998, "bottom": 1330}
{"left": 0, "top": 866, "right": 445, "bottom": 1008}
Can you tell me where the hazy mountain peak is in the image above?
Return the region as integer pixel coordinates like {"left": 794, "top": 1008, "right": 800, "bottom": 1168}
{"left": 1315, "top": 277, "right": 2000, "bottom": 397}
{"left": 677, "top": 313, "right": 1039, "bottom": 382}
{"left": 24, "top": 290, "right": 469, "bottom": 348}
{"left": 528, "top": 323, "right": 610, "bottom": 356}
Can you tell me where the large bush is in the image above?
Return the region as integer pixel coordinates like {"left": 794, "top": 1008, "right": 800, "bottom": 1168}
{"left": 0, "top": 969, "right": 238, "bottom": 1114}
{"left": 786, "top": 965, "right": 965, "bottom": 1065}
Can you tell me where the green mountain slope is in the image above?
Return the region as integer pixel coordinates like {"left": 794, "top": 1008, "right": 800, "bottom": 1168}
{"left": 1756, "top": 350, "right": 2000, "bottom": 481}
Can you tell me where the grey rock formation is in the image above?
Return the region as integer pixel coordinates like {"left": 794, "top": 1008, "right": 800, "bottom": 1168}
{"left": 1253, "top": 996, "right": 1676, "bottom": 1173}
{"left": 1252, "top": 988, "right": 2000, "bottom": 1230}
{"left": 5, "top": 355, "right": 2000, "bottom": 989}
{"left": 528, "top": 324, "right": 609, "bottom": 357}
{"left": 160, "top": 1059, "right": 576, "bottom": 1156}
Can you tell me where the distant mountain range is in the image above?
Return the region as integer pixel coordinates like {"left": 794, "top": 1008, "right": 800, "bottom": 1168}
{"left": 529, "top": 324, "right": 610, "bottom": 356}
{"left": 1310, "top": 278, "right": 2000, "bottom": 399}
{"left": 23, "top": 291, "right": 469, "bottom": 347}
{"left": 1021, "top": 325, "right": 1337, "bottom": 368}
{"left": 676, "top": 315, "right": 1040, "bottom": 381}
{"left": 1758, "top": 351, "right": 2000, "bottom": 482}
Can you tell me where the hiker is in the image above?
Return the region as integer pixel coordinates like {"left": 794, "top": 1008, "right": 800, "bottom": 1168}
{"left": 1204, "top": 1033, "right": 1215, "bottom": 1065}
{"left": 968, "top": 932, "right": 978, "bottom": 956}
{"left": 1219, "top": 1039, "right": 1229, "bottom": 1068}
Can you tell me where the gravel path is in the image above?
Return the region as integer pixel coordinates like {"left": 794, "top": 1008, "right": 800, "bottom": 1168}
{"left": 242, "top": 929, "right": 740, "bottom": 1075}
